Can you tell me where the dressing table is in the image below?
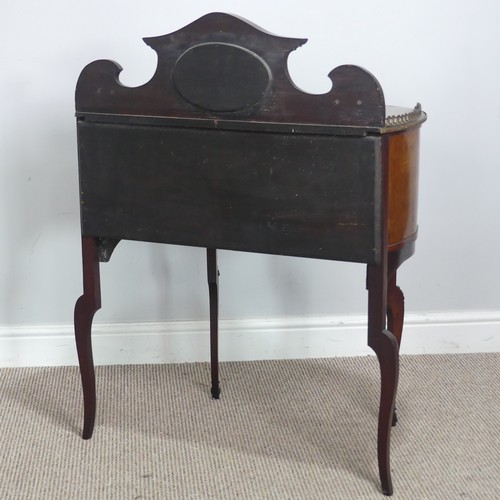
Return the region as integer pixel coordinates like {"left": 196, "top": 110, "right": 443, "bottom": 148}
{"left": 74, "top": 13, "right": 426, "bottom": 495}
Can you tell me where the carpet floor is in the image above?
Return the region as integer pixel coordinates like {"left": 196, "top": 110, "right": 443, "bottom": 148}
{"left": 0, "top": 353, "right": 499, "bottom": 499}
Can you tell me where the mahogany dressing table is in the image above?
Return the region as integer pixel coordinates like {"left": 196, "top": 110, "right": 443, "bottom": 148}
{"left": 74, "top": 13, "right": 426, "bottom": 496}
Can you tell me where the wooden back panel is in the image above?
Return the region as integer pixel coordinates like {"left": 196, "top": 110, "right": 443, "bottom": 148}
{"left": 76, "top": 13, "right": 385, "bottom": 128}
{"left": 78, "top": 122, "right": 382, "bottom": 264}
{"left": 76, "top": 13, "right": 389, "bottom": 265}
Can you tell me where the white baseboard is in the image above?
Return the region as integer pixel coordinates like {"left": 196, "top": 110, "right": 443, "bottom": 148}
{"left": 0, "top": 311, "right": 499, "bottom": 368}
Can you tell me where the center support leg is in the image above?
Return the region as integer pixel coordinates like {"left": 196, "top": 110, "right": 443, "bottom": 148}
{"left": 207, "top": 248, "right": 220, "bottom": 399}
{"left": 367, "top": 262, "right": 400, "bottom": 496}
{"left": 74, "top": 236, "right": 101, "bottom": 439}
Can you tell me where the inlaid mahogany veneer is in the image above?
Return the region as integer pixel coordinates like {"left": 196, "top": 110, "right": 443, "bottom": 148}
{"left": 74, "top": 13, "right": 425, "bottom": 496}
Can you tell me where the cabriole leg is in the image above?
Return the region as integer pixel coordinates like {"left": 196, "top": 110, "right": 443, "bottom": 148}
{"left": 367, "top": 263, "right": 399, "bottom": 496}
{"left": 74, "top": 236, "right": 101, "bottom": 439}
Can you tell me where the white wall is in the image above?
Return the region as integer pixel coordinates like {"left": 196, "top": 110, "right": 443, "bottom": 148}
{"left": 1, "top": 1, "right": 499, "bottom": 365}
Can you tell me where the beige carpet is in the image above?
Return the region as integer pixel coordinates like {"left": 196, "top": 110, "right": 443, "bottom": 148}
{"left": 0, "top": 353, "right": 499, "bottom": 499}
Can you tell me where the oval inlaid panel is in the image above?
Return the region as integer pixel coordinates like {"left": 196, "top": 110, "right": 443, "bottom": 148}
{"left": 173, "top": 43, "right": 271, "bottom": 112}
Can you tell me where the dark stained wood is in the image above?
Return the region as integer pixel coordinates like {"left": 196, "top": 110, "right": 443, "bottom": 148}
{"left": 366, "top": 137, "right": 399, "bottom": 496}
{"left": 76, "top": 12, "right": 385, "bottom": 127}
{"left": 74, "top": 12, "right": 425, "bottom": 496}
{"left": 387, "top": 248, "right": 406, "bottom": 429}
{"left": 74, "top": 236, "right": 101, "bottom": 439}
{"left": 96, "top": 237, "right": 121, "bottom": 262}
{"left": 367, "top": 262, "right": 399, "bottom": 496}
{"left": 387, "top": 264, "right": 405, "bottom": 349}
{"left": 387, "top": 127, "right": 420, "bottom": 250}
